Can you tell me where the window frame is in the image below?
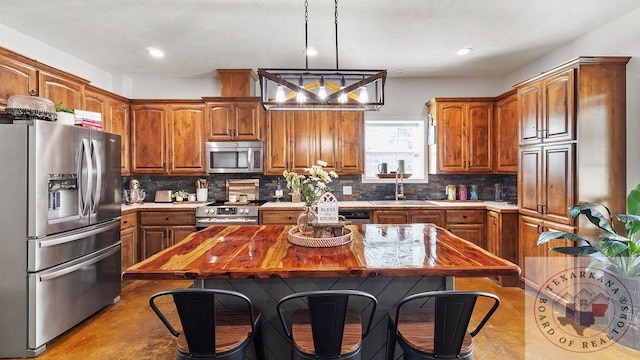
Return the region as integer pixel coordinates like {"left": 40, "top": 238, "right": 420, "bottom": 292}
{"left": 361, "top": 117, "right": 428, "bottom": 184}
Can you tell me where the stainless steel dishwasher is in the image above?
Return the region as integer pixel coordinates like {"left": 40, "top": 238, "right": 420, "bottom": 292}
{"left": 338, "top": 210, "right": 371, "bottom": 224}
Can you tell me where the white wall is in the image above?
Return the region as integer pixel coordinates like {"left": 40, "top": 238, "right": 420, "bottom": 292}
{"left": 367, "top": 76, "right": 504, "bottom": 120}
{"left": 131, "top": 78, "right": 217, "bottom": 99}
{"left": 502, "top": 7, "right": 640, "bottom": 193}
{"left": 0, "top": 23, "right": 133, "bottom": 97}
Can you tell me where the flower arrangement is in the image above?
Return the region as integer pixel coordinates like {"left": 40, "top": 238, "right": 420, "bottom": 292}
{"left": 283, "top": 160, "right": 338, "bottom": 208}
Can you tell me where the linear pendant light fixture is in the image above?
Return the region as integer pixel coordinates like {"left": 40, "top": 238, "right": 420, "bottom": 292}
{"left": 258, "top": 0, "right": 386, "bottom": 111}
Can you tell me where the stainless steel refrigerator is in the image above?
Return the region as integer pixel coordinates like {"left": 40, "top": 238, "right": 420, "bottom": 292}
{"left": 0, "top": 120, "right": 122, "bottom": 358}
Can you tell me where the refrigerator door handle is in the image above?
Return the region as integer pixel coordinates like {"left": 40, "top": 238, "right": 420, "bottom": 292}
{"left": 79, "top": 138, "right": 93, "bottom": 216}
{"left": 37, "top": 220, "right": 120, "bottom": 248}
{"left": 38, "top": 244, "right": 120, "bottom": 282}
{"left": 90, "top": 139, "right": 103, "bottom": 213}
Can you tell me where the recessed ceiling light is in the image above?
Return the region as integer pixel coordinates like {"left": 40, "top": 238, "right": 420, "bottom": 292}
{"left": 146, "top": 47, "right": 164, "bottom": 58}
{"left": 456, "top": 47, "right": 473, "bottom": 56}
{"left": 304, "top": 47, "right": 318, "bottom": 57}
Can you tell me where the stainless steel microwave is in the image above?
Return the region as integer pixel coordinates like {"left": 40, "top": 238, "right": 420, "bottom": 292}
{"left": 205, "top": 141, "right": 264, "bottom": 173}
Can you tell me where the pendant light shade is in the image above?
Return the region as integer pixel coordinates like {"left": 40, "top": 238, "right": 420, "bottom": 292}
{"left": 258, "top": 0, "right": 386, "bottom": 111}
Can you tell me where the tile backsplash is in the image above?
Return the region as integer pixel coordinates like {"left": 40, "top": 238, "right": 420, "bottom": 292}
{"left": 123, "top": 174, "right": 517, "bottom": 204}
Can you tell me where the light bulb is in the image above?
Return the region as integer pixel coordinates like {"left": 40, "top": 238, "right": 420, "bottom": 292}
{"left": 338, "top": 88, "right": 347, "bottom": 103}
{"left": 338, "top": 76, "right": 348, "bottom": 104}
{"left": 275, "top": 85, "right": 286, "bottom": 103}
{"left": 358, "top": 86, "right": 369, "bottom": 104}
{"left": 296, "top": 77, "right": 306, "bottom": 103}
{"left": 318, "top": 76, "right": 327, "bottom": 101}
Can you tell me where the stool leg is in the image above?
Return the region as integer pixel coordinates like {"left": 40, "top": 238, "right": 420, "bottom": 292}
{"left": 386, "top": 317, "right": 396, "bottom": 360}
{"left": 254, "top": 319, "right": 265, "bottom": 360}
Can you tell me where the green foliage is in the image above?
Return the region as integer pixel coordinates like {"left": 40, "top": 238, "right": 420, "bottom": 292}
{"left": 172, "top": 190, "right": 188, "bottom": 198}
{"left": 55, "top": 102, "right": 74, "bottom": 114}
{"left": 537, "top": 184, "right": 640, "bottom": 277}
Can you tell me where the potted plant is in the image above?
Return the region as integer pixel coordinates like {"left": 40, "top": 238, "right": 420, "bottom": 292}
{"left": 537, "top": 184, "right": 640, "bottom": 349}
{"left": 172, "top": 190, "right": 188, "bottom": 202}
{"left": 55, "top": 102, "right": 75, "bottom": 125}
{"left": 537, "top": 184, "right": 640, "bottom": 276}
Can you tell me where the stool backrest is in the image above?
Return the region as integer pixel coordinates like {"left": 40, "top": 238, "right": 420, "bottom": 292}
{"left": 149, "top": 288, "right": 256, "bottom": 358}
{"left": 394, "top": 290, "right": 499, "bottom": 357}
{"left": 277, "top": 290, "right": 377, "bottom": 358}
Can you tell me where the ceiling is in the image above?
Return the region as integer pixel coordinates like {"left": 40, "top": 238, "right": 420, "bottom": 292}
{"left": 1, "top": 0, "right": 639, "bottom": 80}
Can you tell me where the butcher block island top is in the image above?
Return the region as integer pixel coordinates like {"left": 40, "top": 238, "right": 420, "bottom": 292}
{"left": 123, "top": 223, "right": 519, "bottom": 280}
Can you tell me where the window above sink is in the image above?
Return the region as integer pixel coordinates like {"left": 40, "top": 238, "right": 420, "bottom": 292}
{"left": 362, "top": 119, "right": 426, "bottom": 183}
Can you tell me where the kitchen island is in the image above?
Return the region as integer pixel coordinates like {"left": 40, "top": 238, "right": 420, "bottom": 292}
{"left": 123, "top": 224, "right": 519, "bottom": 360}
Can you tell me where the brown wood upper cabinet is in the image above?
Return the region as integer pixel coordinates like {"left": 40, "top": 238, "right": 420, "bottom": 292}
{"left": 0, "top": 49, "right": 37, "bottom": 111}
{"left": 494, "top": 91, "right": 518, "bottom": 174}
{"left": 131, "top": 101, "right": 205, "bottom": 175}
{"left": 83, "top": 86, "right": 131, "bottom": 175}
{"left": 265, "top": 110, "right": 364, "bottom": 175}
{"left": 203, "top": 98, "right": 263, "bottom": 141}
{"left": 426, "top": 98, "right": 493, "bottom": 174}
{"left": 518, "top": 69, "right": 575, "bottom": 145}
{"left": 37, "top": 68, "right": 86, "bottom": 110}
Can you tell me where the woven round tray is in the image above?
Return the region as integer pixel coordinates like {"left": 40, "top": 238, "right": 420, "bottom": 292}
{"left": 287, "top": 227, "right": 353, "bottom": 247}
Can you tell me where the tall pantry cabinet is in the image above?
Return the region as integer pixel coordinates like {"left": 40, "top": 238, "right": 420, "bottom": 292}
{"left": 516, "top": 56, "right": 629, "bottom": 288}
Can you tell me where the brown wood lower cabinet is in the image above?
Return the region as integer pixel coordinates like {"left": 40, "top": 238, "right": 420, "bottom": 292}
{"left": 486, "top": 210, "right": 519, "bottom": 286}
{"left": 260, "top": 209, "right": 300, "bottom": 225}
{"left": 372, "top": 210, "right": 407, "bottom": 224}
{"left": 139, "top": 211, "right": 196, "bottom": 260}
{"left": 372, "top": 209, "right": 445, "bottom": 226}
{"left": 120, "top": 212, "right": 138, "bottom": 272}
{"left": 445, "top": 209, "right": 485, "bottom": 248}
{"left": 518, "top": 215, "right": 574, "bottom": 289}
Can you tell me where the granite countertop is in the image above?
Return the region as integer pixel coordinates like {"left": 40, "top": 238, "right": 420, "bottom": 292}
{"left": 121, "top": 200, "right": 518, "bottom": 213}
{"left": 122, "top": 223, "right": 520, "bottom": 280}
{"left": 259, "top": 200, "right": 518, "bottom": 212}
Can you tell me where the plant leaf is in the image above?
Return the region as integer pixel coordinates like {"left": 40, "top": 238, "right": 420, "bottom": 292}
{"left": 549, "top": 246, "right": 598, "bottom": 255}
{"left": 568, "top": 203, "right": 617, "bottom": 234}
{"left": 600, "top": 232, "right": 631, "bottom": 242}
{"left": 618, "top": 214, "right": 640, "bottom": 238}
{"left": 627, "top": 184, "right": 640, "bottom": 215}
{"left": 537, "top": 231, "right": 585, "bottom": 245}
{"left": 599, "top": 240, "right": 630, "bottom": 257}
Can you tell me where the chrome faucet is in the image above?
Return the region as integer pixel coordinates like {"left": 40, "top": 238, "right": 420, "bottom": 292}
{"left": 395, "top": 160, "right": 406, "bottom": 201}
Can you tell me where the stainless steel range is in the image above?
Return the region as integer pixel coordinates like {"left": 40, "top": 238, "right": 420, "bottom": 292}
{"left": 195, "top": 202, "right": 262, "bottom": 228}
{"left": 195, "top": 179, "right": 262, "bottom": 229}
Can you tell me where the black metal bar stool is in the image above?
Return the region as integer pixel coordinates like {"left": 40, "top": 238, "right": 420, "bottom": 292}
{"left": 149, "top": 288, "right": 265, "bottom": 360}
{"left": 277, "top": 290, "right": 378, "bottom": 360}
{"left": 387, "top": 290, "right": 500, "bottom": 360}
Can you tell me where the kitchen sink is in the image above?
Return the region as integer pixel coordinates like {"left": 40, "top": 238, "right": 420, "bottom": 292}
{"left": 369, "top": 200, "right": 438, "bottom": 206}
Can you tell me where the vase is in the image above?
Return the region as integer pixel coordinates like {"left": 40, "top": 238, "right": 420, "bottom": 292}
{"left": 297, "top": 206, "right": 316, "bottom": 234}
{"left": 604, "top": 271, "right": 640, "bottom": 349}
{"left": 291, "top": 192, "right": 301, "bottom": 203}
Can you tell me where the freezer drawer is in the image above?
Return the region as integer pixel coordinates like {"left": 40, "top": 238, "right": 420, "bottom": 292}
{"left": 28, "top": 219, "right": 120, "bottom": 272}
{"left": 28, "top": 243, "right": 121, "bottom": 350}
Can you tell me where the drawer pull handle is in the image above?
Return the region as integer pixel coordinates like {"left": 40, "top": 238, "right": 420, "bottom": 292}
{"left": 165, "top": 217, "right": 170, "bottom": 220}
